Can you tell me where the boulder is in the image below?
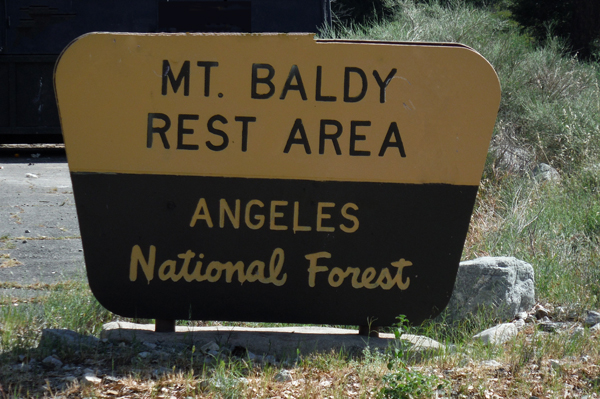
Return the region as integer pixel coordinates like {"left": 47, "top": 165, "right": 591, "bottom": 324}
{"left": 444, "top": 257, "right": 535, "bottom": 322}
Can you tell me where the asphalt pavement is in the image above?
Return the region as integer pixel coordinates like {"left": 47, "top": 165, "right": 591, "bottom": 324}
{"left": 0, "top": 147, "right": 85, "bottom": 302}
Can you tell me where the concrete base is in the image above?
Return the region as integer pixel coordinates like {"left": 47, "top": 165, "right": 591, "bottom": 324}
{"left": 102, "top": 322, "right": 397, "bottom": 358}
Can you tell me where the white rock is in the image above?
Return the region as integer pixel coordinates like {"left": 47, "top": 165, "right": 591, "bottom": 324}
{"left": 473, "top": 323, "right": 518, "bottom": 345}
{"left": 399, "top": 334, "right": 444, "bottom": 350}
{"left": 480, "top": 360, "right": 503, "bottom": 368}
{"left": 81, "top": 374, "right": 102, "bottom": 385}
{"left": 275, "top": 370, "right": 293, "bottom": 382}
{"left": 25, "top": 173, "right": 38, "bottom": 178}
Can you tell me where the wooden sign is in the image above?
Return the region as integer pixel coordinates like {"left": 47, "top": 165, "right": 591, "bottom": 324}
{"left": 55, "top": 33, "right": 500, "bottom": 326}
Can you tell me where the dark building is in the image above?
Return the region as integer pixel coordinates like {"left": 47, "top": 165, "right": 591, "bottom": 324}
{"left": 0, "top": 0, "right": 331, "bottom": 143}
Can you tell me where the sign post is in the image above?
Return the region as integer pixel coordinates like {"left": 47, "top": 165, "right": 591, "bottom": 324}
{"left": 55, "top": 33, "right": 500, "bottom": 328}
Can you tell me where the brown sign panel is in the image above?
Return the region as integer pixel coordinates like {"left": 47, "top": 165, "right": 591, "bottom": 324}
{"left": 55, "top": 33, "right": 500, "bottom": 326}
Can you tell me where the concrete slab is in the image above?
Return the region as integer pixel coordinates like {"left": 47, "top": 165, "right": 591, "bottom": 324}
{"left": 102, "top": 322, "right": 398, "bottom": 358}
{"left": 0, "top": 156, "right": 79, "bottom": 239}
{"left": 0, "top": 238, "right": 85, "bottom": 285}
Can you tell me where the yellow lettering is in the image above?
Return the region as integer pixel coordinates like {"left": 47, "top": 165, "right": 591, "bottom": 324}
{"left": 270, "top": 200, "right": 288, "bottom": 231}
{"left": 267, "top": 247, "right": 287, "bottom": 286}
{"left": 175, "top": 250, "right": 196, "bottom": 282}
{"left": 293, "top": 201, "right": 312, "bottom": 233}
{"left": 390, "top": 258, "right": 412, "bottom": 290}
{"left": 347, "top": 267, "right": 363, "bottom": 288}
{"left": 189, "top": 198, "right": 213, "bottom": 228}
{"left": 340, "top": 202, "right": 359, "bottom": 233}
{"left": 129, "top": 245, "right": 156, "bottom": 284}
{"left": 206, "top": 261, "right": 225, "bottom": 282}
{"left": 246, "top": 260, "right": 266, "bottom": 283}
{"left": 376, "top": 268, "right": 395, "bottom": 290}
{"left": 245, "top": 200, "right": 265, "bottom": 229}
{"left": 316, "top": 202, "right": 335, "bottom": 232}
{"left": 305, "top": 251, "right": 330, "bottom": 287}
{"left": 224, "top": 261, "right": 246, "bottom": 284}
{"left": 328, "top": 267, "right": 351, "bottom": 287}
{"left": 189, "top": 254, "right": 208, "bottom": 281}
{"left": 158, "top": 259, "right": 178, "bottom": 281}
{"left": 220, "top": 198, "right": 240, "bottom": 228}
{"left": 361, "top": 267, "right": 378, "bottom": 289}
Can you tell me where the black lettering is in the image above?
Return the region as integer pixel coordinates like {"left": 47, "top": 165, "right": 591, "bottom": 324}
{"left": 344, "top": 67, "right": 368, "bottom": 103}
{"left": 147, "top": 113, "right": 171, "bottom": 149}
{"left": 283, "top": 119, "right": 311, "bottom": 154}
{"left": 280, "top": 65, "right": 307, "bottom": 100}
{"left": 251, "top": 63, "right": 275, "bottom": 99}
{"left": 373, "top": 69, "right": 397, "bottom": 103}
{"left": 197, "top": 61, "right": 219, "bottom": 97}
{"left": 177, "top": 114, "right": 199, "bottom": 150}
{"left": 319, "top": 120, "right": 343, "bottom": 155}
{"left": 162, "top": 60, "right": 190, "bottom": 96}
{"left": 379, "top": 122, "right": 406, "bottom": 157}
{"left": 316, "top": 66, "right": 336, "bottom": 102}
{"left": 235, "top": 116, "right": 256, "bottom": 152}
{"left": 206, "top": 115, "right": 229, "bottom": 151}
{"left": 349, "top": 121, "right": 371, "bottom": 156}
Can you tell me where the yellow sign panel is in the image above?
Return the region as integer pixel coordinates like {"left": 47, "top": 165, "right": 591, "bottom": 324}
{"left": 55, "top": 33, "right": 500, "bottom": 186}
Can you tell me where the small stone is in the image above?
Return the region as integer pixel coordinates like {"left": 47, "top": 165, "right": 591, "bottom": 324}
{"left": 571, "top": 327, "right": 585, "bottom": 339}
{"left": 138, "top": 351, "right": 151, "bottom": 359}
{"left": 143, "top": 341, "right": 157, "bottom": 350}
{"left": 25, "top": 173, "right": 38, "bottom": 178}
{"left": 24, "top": 230, "right": 30, "bottom": 234}
{"left": 590, "top": 324, "right": 600, "bottom": 335}
{"left": 263, "top": 355, "right": 277, "bottom": 365}
{"left": 584, "top": 311, "right": 600, "bottom": 327}
{"left": 201, "top": 341, "right": 220, "bottom": 353}
{"left": 12, "top": 363, "right": 31, "bottom": 372}
{"left": 81, "top": 374, "right": 102, "bottom": 385}
{"left": 473, "top": 323, "right": 518, "bottom": 345}
{"left": 247, "top": 351, "right": 257, "bottom": 361}
{"left": 42, "top": 356, "right": 63, "bottom": 369}
{"left": 480, "top": 360, "right": 503, "bottom": 368}
{"left": 515, "top": 311, "right": 528, "bottom": 320}
{"left": 83, "top": 368, "right": 95, "bottom": 375}
{"left": 535, "top": 306, "right": 549, "bottom": 319}
{"left": 275, "top": 370, "right": 293, "bottom": 382}
{"left": 64, "top": 376, "right": 78, "bottom": 384}
{"left": 538, "top": 322, "right": 565, "bottom": 333}
{"left": 152, "top": 367, "right": 171, "bottom": 378}
{"left": 207, "top": 350, "right": 219, "bottom": 357}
